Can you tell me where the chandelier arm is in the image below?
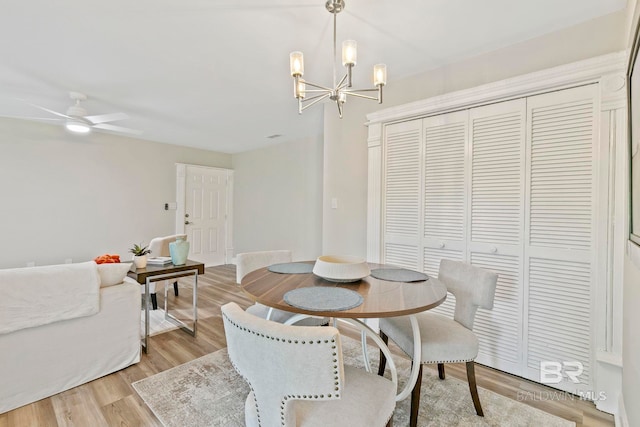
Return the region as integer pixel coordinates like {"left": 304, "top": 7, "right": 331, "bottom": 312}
{"left": 301, "top": 93, "right": 331, "bottom": 111}
{"left": 343, "top": 88, "right": 380, "bottom": 93}
{"left": 303, "top": 89, "right": 333, "bottom": 94}
{"left": 302, "top": 80, "right": 334, "bottom": 91}
{"left": 301, "top": 93, "right": 332, "bottom": 102}
{"left": 343, "top": 91, "right": 379, "bottom": 101}
{"left": 336, "top": 73, "right": 348, "bottom": 90}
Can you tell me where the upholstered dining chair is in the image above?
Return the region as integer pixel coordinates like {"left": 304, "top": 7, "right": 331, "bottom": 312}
{"left": 146, "top": 234, "right": 187, "bottom": 310}
{"left": 222, "top": 302, "right": 396, "bottom": 427}
{"left": 377, "top": 259, "right": 498, "bottom": 427}
{"left": 236, "top": 250, "right": 326, "bottom": 326}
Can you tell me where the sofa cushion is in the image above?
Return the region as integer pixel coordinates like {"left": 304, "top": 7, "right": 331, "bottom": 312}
{"left": 98, "top": 262, "right": 132, "bottom": 287}
{"left": 0, "top": 261, "right": 100, "bottom": 334}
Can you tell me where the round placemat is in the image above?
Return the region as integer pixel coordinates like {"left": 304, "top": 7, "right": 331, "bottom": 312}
{"left": 283, "top": 287, "right": 364, "bottom": 312}
{"left": 268, "top": 262, "right": 314, "bottom": 274}
{"left": 370, "top": 268, "right": 428, "bottom": 282}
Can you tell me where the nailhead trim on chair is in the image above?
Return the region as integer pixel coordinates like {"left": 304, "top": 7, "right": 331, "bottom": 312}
{"left": 395, "top": 346, "right": 474, "bottom": 364}
{"left": 223, "top": 312, "right": 342, "bottom": 427}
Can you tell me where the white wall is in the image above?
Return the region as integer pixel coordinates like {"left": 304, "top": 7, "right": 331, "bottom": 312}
{"left": 322, "top": 10, "right": 627, "bottom": 258}
{"left": 0, "top": 118, "right": 231, "bottom": 269}
{"left": 232, "top": 135, "right": 323, "bottom": 261}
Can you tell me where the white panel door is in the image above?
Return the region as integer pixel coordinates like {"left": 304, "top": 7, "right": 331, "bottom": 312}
{"left": 523, "top": 84, "right": 597, "bottom": 393}
{"left": 467, "top": 99, "right": 526, "bottom": 374}
{"left": 185, "top": 165, "right": 229, "bottom": 266}
{"left": 382, "top": 120, "right": 423, "bottom": 269}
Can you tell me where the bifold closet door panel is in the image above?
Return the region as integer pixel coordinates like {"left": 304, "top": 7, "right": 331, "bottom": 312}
{"left": 468, "top": 99, "right": 526, "bottom": 374}
{"left": 382, "top": 119, "right": 423, "bottom": 270}
{"left": 421, "top": 110, "right": 468, "bottom": 318}
{"left": 523, "top": 84, "right": 598, "bottom": 393}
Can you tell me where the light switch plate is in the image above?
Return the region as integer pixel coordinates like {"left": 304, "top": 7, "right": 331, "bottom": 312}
{"left": 331, "top": 198, "right": 338, "bottom": 209}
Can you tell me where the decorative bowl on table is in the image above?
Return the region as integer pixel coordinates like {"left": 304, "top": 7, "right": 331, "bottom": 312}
{"left": 312, "top": 255, "right": 371, "bottom": 283}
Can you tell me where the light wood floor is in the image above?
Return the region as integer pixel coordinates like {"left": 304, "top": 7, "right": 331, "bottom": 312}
{"left": 0, "top": 265, "right": 614, "bottom": 427}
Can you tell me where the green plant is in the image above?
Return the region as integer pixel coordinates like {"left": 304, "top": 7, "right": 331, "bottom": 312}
{"left": 129, "top": 243, "right": 151, "bottom": 256}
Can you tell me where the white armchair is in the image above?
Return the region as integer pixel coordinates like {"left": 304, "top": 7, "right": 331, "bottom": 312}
{"left": 146, "top": 234, "right": 187, "bottom": 310}
{"left": 236, "top": 250, "right": 326, "bottom": 326}
{"left": 378, "top": 259, "right": 498, "bottom": 427}
{"left": 222, "top": 302, "right": 396, "bottom": 427}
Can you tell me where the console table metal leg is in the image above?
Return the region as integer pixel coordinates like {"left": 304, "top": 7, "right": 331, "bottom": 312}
{"left": 143, "top": 277, "right": 151, "bottom": 353}
{"left": 162, "top": 269, "right": 198, "bottom": 337}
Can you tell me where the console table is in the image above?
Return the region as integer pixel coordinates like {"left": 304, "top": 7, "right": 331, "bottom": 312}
{"left": 128, "top": 260, "right": 204, "bottom": 352}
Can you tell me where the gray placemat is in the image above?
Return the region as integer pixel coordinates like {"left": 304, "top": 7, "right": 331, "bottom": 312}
{"left": 371, "top": 268, "right": 428, "bottom": 282}
{"left": 283, "top": 287, "right": 364, "bottom": 312}
{"left": 268, "top": 262, "right": 314, "bottom": 274}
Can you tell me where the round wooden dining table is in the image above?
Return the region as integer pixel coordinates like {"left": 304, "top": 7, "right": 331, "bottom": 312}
{"left": 241, "top": 261, "right": 448, "bottom": 401}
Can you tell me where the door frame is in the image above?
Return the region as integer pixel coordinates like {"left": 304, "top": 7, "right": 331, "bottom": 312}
{"left": 175, "top": 163, "right": 234, "bottom": 265}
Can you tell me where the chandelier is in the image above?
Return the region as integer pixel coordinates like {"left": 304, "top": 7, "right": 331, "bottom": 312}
{"left": 289, "top": 0, "right": 387, "bottom": 118}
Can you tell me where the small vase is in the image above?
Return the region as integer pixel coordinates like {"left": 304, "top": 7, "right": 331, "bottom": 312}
{"left": 169, "top": 237, "right": 190, "bottom": 265}
{"left": 133, "top": 255, "right": 147, "bottom": 269}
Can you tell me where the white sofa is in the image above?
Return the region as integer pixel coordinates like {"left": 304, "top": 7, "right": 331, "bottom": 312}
{"left": 0, "top": 261, "right": 141, "bottom": 413}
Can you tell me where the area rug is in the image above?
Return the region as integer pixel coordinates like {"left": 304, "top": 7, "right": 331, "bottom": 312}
{"left": 132, "top": 337, "right": 574, "bottom": 427}
{"left": 140, "top": 309, "right": 180, "bottom": 337}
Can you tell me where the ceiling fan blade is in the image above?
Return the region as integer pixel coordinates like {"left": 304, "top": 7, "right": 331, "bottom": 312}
{"left": 18, "top": 100, "right": 71, "bottom": 119}
{"left": 0, "top": 114, "right": 62, "bottom": 122}
{"left": 93, "top": 123, "right": 142, "bottom": 135}
{"left": 85, "top": 112, "right": 129, "bottom": 124}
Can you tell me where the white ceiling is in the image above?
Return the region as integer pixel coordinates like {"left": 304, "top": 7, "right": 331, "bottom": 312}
{"left": 0, "top": 0, "right": 626, "bottom": 153}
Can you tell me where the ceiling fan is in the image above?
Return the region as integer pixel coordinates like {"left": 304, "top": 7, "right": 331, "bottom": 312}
{"left": 16, "top": 91, "right": 141, "bottom": 136}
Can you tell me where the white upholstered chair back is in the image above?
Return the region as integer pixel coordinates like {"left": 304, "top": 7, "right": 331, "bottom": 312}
{"left": 148, "top": 234, "right": 188, "bottom": 257}
{"left": 438, "top": 259, "right": 498, "bottom": 330}
{"left": 236, "top": 250, "right": 292, "bottom": 284}
{"left": 145, "top": 234, "right": 187, "bottom": 300}
{"left": 222, "top": 302, "right": 344, "bottom": 427}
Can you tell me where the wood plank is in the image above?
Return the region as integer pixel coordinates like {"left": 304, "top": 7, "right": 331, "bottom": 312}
{"left": 50, "top": 383, "right": 109, "bottom": 427}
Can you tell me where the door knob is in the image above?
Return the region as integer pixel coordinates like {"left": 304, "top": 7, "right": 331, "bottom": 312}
{"left": 185, "top": 221, "right": 191, "bottom": 225}
{"left": 185, "top": 213, "right": 190, "bottom": 218}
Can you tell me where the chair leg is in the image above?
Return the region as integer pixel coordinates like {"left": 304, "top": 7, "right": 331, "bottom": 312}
{"left": 173, "top": 281, "right": 179, "bottom": 296}
{"left": 409, "top": 363, "right": 423, "bottom": 427}
{"left": 378, "top": 331, "right": 389, "bottom": 376}
{"left": 466, "top": 361, "right": 484, "bottom": 417}
{"left": 150, "top": 293, "right": 158, "bottom": 310}
{"left": 438, "top": 362, "right": 445, "bottom": 380}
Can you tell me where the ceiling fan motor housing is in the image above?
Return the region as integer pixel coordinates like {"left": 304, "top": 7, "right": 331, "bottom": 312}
{"left": 66, "top": 105, "right": 88, "bottom": 119}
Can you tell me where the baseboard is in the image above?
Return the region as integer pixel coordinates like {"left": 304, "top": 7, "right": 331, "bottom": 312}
{"left": 616, "top": 394, "right": 629, "bottom": 427}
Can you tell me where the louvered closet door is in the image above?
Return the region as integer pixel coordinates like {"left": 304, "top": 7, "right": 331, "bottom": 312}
{"left": 421, "top": 110, "right": 468, "bottom": 318}
{"left": 383, "top": 120, "right": 422, "bottom": 269}
{"left": 524, "top": 84, "right": 597, "bottom": 393}
{"left": 468, "top": 99, "right": 526, "bottom": 374}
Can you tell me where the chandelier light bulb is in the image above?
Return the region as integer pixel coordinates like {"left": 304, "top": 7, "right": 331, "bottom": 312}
{"left": 342, "top": 40, "right": 357, "bottom": 66}
{"left": 297, "top": 81, "right": 306, "bottom": 99}
{"left": 374, "top": 64, "right": 387, "bottom": 86}
{"left": 290, "top": 51, "right": 304, "bottom": 76}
